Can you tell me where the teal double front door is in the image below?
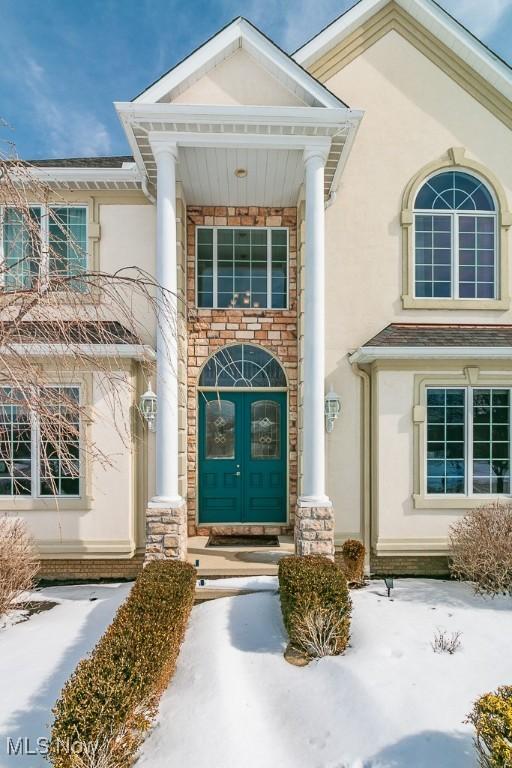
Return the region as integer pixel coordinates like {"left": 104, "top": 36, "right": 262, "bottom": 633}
{"left": 198, "top": 391, "right": 287, "bottom": 524}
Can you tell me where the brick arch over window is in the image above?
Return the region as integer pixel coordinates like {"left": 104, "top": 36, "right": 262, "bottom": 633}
{"left": 401, "top": 148, "right": 512, "bottom": 310}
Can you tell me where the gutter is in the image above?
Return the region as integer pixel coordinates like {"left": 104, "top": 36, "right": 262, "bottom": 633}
{"left": 351, "top": 362, "right": 372, "bottom": 574}
{"left": 349, "top": 346, "right": 512, "bottom": 364}
{"left": 0, "top": 343, "right": 156, "bottom": 361}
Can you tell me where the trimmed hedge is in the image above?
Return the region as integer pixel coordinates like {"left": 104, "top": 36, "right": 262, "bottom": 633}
{"left": 341, "top": 539, "right": 366, "bottom": 585}
{"left": 468, "top": 686, "right": 512, "bottom": 767}
{"left": 50, "top": 560, "right": 196, "bottom": 767}
{"left": 278, "top": 555, "right": 351, "bottom": 655}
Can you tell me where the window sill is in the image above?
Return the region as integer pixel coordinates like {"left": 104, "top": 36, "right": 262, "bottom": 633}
{"left": 402, "top": 295, "right": 509, "bottom": 311}
{"left": 0, "top": 496, "right": 93, "bottom": 512}
{"left": 413, "top": 494, "right": 509, "bottom": 510}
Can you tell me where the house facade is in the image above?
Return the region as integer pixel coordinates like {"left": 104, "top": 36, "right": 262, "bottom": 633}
{"left": 4, "top": 0, "right": 512, "bottom": 578}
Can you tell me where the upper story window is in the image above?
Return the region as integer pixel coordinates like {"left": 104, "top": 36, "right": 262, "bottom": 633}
{"left": 1, "top": 205, "right": 87, "bottom": 291}
{"left": 196, "top": 226, "right": 288, "bottom": 309}
{"left": 414, "top": 171, "right": 497, "bottom": 300}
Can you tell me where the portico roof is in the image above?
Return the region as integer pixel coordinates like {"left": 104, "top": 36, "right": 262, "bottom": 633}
{"left": 115, "top": 17, "right": 363, "bottom": 205}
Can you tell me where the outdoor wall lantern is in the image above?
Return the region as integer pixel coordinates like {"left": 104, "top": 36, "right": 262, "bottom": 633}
{"left": 324, "top": 389, "right": 341, "bottom": 433}
{"left": 140, "top": 382, "right": 157, "bottom": 432}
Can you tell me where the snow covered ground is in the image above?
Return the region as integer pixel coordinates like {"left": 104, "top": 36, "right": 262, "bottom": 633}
{"left": 1, "top": 577, "right": 510, "bottom": 768}
{"left": 138, "top": 578, "right": 512, "bottom": 768}
{"left": 0, "top": 582, "right": 131, "bottom": 768}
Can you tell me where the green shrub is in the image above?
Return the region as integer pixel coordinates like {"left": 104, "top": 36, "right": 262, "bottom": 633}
{"left": 50, "top": 560, "right": 196, "bottom": 768}
{"left": 340, "top": 539, "right": 366, "bottom": 585}
{"left": 278, "top": 555, "right": 351, "bottom": 657}
{"left": 467, "top": 686, "right": 512, "bottom": 768}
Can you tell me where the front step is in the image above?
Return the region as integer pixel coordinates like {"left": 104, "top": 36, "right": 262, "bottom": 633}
{"left": 187, "top": 534, "right": 294, "bottom": 578}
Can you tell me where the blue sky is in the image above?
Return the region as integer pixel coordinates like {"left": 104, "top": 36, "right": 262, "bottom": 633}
{"left": 0, "top": 0, "right": 511, "bottom": 160}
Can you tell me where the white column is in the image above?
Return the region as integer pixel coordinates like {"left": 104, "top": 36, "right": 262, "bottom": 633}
{"left": 301, "top": 148, "right": 329, "bottom": 504}
{"left": 151, "top": 142, "right": 182, "bottom": 506}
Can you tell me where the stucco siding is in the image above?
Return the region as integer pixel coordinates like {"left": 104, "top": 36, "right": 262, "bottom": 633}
{"left": 321, "top": 29, "right": 512, "bottom": 548}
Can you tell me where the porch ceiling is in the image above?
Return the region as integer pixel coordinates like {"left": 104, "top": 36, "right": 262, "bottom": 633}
{"left": 178, "top": 146, "right": 304, "bottom": 206}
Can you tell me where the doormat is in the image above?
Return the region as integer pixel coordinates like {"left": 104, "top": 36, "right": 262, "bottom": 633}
{"left": 206, "top": 534, "right": 280, "bottom": 548}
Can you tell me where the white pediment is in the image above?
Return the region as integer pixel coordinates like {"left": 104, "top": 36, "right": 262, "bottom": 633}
{"left": 171, "top": 48, "right": 307, "bottom": 107}
{"left": 133, "top": 17, "right": 346, "bottom": 109}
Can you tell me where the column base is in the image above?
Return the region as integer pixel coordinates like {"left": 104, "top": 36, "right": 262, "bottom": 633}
{"left": 294, "top": 498, "right": 335, "bottom": 559}
{"left": 145, "top": 499, "right": 188, "bottom": 562}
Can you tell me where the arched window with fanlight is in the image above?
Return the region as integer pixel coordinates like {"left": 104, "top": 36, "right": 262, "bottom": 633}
{"left": 414, "top": 171, "right": 497, "bottom": 300}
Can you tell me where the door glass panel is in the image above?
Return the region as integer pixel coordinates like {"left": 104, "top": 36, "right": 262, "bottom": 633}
{"left": 251, "top": 400, "right": 280, "bottom": 459}
{"left": 206, "top": 400, "right": 235, "bottom": 459}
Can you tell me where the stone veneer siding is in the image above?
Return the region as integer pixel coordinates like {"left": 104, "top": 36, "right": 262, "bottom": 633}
{"left": 186, "top": 205, "right": 298, "bottom": 537}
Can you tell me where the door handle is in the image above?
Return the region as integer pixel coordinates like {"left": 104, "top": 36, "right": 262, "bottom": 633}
{"left": 235, "top": 471, "right": 241, "bottom": 476}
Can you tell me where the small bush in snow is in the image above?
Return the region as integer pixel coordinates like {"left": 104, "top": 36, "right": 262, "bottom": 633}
{"left": 278, "top": 555, "right": 351, "bottom": 657}
{"left": 340, "top": 539, "right": 366, "bottom": 586}
{"left": 292, "top": 606, "right": 350, "bottom": 658}
{"left": 431, "top": 629, "right": 462, "bottom": 655}
{"left": 50, "top": 560, "right": 196, "bottom": 768}
{"left": 467, "top": 685, "right": 512, "bottom": 767}
{"left": 449, "top": 502, "right": 512, "bottom": 597}
{"left": 0, "top": 515, "right": 39, "bottom": 618}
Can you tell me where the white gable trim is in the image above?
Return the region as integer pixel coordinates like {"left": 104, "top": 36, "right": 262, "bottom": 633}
{"left": 294, "top": 0, "right": 512, "bottom": 101}
{"left": 133, "top": 17, "right": 345, "bottom": 108}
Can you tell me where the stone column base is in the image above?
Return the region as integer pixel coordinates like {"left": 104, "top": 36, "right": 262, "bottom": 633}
{"left": 145, "top": 500, "right": 188, "bottom": 561}
{"left": 294, "top": 499, "right": 335, "bottom": 559}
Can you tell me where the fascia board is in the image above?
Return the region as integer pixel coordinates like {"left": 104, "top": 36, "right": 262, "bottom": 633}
{"left": 349, "top": 346, "right": 512, "bottom": 363}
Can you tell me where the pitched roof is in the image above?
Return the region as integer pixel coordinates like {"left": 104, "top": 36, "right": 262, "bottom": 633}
{"left": 24, "top": 156, "right": 134, "bottom": 169}
{"left": 0, "top": 321, "right": 140, "bottom": 345}
{"left": 294, "top": 0, "right": 512, "bottom": 103}
{"left": 132, "top": 16, "right": 347, "bottom": 108}
{"left": 363, "top": 323, "right": 512, "bottom": 347}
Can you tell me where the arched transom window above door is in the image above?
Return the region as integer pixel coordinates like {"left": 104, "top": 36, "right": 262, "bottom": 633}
{"left": 401, "top": 151, "right": 512, "bottom": 310}
{"left": 199, "top": 344, "right": 286, "bottom": 388}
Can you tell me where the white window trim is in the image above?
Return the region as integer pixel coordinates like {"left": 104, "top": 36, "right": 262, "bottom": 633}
{"left": 195, "top": 225, "right": 289, "bottom": 310}
{"left": 425, "top": 385, "right": 511, "bottom": 500}
{"left": 413, "top": 210, "right": 498, "bottom": 301}
{"left": 0, "top": 384, "right": 82, "bottom": 500}
{"left": 0, "top": 203, "right": 89, "bottom": 289}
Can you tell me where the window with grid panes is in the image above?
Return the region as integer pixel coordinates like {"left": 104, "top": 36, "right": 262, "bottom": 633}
{"left": 196, "top": 227, "right": 288, "bottom": 309}
{"left": 414, "top": 171, "right": 497, "bottom": 299}
{"left": 426, "top": 387, "right": 510, "bottom": 496}
{"left": 1, "top": 205, "right": 87, "bottom": 290}
{"left": 0, "top": 387, "right": 81, "bottom": 497}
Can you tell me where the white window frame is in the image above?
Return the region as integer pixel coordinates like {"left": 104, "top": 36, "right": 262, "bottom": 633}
{"left": 195, "top": 225, "right": 289, "bottom": 310}
{"left": 413, "top": 211, "right": 498, "bottom": 300}
{"left": 425, "top": 386, "right": 512, "bottom": 499}
{"left": 0, "top": 203, "right": 88, "bottom": 289}
{"left": 0, "top": 384, "right": 82, "bottom": 500}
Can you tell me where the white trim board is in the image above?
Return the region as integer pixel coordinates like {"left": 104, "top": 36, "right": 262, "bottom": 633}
{"left": 293, "top": 0, "right": 512, "bottom": 102}
{"left": 349, "top": 345, "right": 512, "bottom": 363}
{"left": 0, "top": 344, "right": 156, "bottom": 361}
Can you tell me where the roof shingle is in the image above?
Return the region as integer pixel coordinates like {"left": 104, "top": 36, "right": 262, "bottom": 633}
{"left": 24, "top": 156, "right": 134, "bottom": 169}
{"left": 363, "top": 323, "right": 512, "bottom": 347}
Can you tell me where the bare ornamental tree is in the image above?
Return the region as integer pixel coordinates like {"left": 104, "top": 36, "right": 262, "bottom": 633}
{"left": 0, "top": 147, "right": 178, "bottom": 500}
